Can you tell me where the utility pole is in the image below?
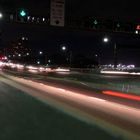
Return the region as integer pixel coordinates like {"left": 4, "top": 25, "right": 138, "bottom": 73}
{"left": 114, "top": 43, "right": 118, "bottom": 69}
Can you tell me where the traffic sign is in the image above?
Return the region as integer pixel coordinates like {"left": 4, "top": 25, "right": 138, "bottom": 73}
{"left": 50, "top": 0, "right": 65, "bottom": 27}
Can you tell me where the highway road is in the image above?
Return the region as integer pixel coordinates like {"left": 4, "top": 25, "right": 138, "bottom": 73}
{"left": 39, "top": 70, "right": 140, "bottom": 96}
{"left": 0, "top": 71, "right": 140, "bottom": 140}
{"left": 4, "top": 68, "right": 140, "bottom": 95}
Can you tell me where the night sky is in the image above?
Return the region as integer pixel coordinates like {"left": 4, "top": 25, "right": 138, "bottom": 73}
{"left": 1, "top": 0, "right": 140, "bottom": 20}
{"left": 1, "top": 0, "right": 140, "bottom": 66}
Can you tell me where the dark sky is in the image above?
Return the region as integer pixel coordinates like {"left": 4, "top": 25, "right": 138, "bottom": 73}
{"left": 66, "top": 0, "right": 139, "bottom": 20}
{"left": 1, "top": 0, "right": 140, "bottom": 66}
{"left": 0, "top": 0, "right": 140, "bottom": 21}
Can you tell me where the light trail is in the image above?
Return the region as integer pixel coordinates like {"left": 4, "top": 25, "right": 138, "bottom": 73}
{"left": 102, "top": 90, "right": 140, "bottom": 101}
{"left": 100, "top": 70, "right": 129, "bottom": 75}
{"left": 101, "top": 70, "right": 140, "bottom": 76}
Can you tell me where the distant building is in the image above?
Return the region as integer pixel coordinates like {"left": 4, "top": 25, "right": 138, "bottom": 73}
{"left": 4, "top": 36, "right": 32, "bottom": 63}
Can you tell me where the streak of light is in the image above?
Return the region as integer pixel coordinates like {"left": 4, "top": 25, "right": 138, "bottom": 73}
{"left": 88, "top": 96, "right": 106, "bottom": 102}
{"left": 101, "top": 70, "right": 140, "bottom": 76}
{"left": 130, "top": 72, "right": 140, "bottom": 75}
{"left": 80, "top": 82, "right": 88, "bottom": 86}
{"left": 39, "top": 67, "right": 45, "bottom": 72}
{"left": 55, "top": 68, "right": 70, "bottom": 72}
{"left": 0, "top": 61, "right": 4, "bottom": 67}
{"left": 101, "top": 70, "right": 129, "bottom": 75}
{"left": 45, "top": 68, "right": 52, "bottom": 72}
{"left": 26, "top": 66, "right": 38, "bottom": 70}
{"left": 39, "top": 83, "right": 45, "bottom": 86}
{"left": 27, "top": 80, "right": 34, "bottom": 83}
{"left": 28, "top": 70, "right": 38, "bottom": 73}
{"left": 16, "top": 64, "right": 24, "bottom": 70}
{"left": 57, "top": 88, "right": 66, "bottom": 92}
{"left": 102, "top": 90, "right": 140, "bottom": 101}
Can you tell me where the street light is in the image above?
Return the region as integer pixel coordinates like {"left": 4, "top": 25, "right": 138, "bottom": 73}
{"left": 18, "top": 54, "right": 21, "bottom": 57}
{"left": 61, "top": 45, "right": 72, "bottom": 67}
{"left": 61, "top": 46, "right": 67, "bottom": 51}
{"left": 103, "top": 37, "right": 117, "bottom": 69}
{"left": 43, "top": 18, "right": 45, "bottom": 22}
{"left": 22, "top": 37, "right": 25, "bottom": 41}
{"left": 135, "top": 30, "right": 139, "bottom": 34}
{"left": 103, "top": 37, "right": 109, "bottom": 43}
{"left": 94, "top": 54, "right": 100, "bottom": 67}
{"left": 39, "top": 51, "right": 43, "bottom": 55}
{"left": 48, "top": 60, "right": 51, "bottom": 63}
{"left": 0, "top": 12, "right": 3, "bottom": 19}
{"left": 95, "top": 54, "right": 98, "bottom": 57}
{"left": 37, "top": 61, "right": 40, "bottom": 64}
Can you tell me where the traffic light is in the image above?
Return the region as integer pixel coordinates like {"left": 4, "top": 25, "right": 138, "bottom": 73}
{"left": 19, "top": 9, "right": 27, "bottom": 17}
{"left": 92, "top": 19, "right": 98, "bottom": 29}
{"left": 17, "top": 8, "right": 28, "bottom": 22}
{"left": 93, "top": 20, "right": 98, "bottom": 25}
{"left": 89, "top": 18, "right": 99, "bottom": 29}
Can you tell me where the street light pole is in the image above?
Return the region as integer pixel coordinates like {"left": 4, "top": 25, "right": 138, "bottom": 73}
{"left": 69, "top": 50, "right": 72, "bottom": 67}
{"left": 61, "top": 45, "right": 72, "bottom": 68}
{"left": 103, "top": 37, "right": 118, "bottom": 69}
{"left": 114, "top": 43, "right": 117, "bottom": 69}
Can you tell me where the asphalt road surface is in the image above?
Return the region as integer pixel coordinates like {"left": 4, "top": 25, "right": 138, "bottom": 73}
{"left": 0, "top": 72, "right": 140, "bottom": 140}
{"left": 47, "top": 71, "right": 140, "bottom": 94}
{"left": 4, "top": 68, "right": 140, "bottom": 95}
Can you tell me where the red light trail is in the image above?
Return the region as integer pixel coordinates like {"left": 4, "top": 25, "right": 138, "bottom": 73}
{"left": 102, "top": 90, "right": 140, "bottom": 101}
